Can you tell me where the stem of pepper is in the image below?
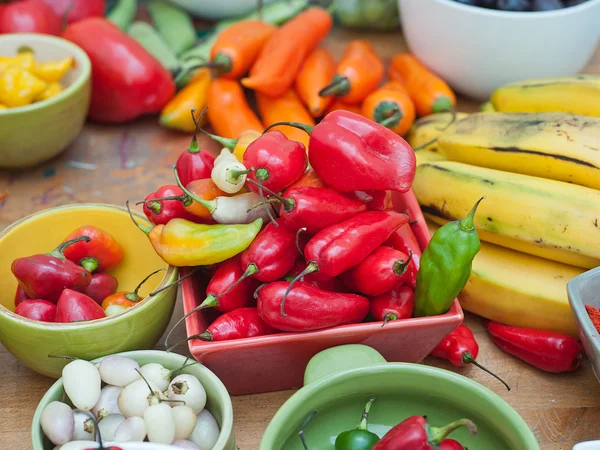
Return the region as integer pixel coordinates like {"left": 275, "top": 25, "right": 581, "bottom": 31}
{"left": 263, "top": 122, "right": 315, "bottom": 136}
{"left": 459, "top": 197, "right": 485, "bottom": 232}
{"left": 299, "top": 410, "right": 317, "bottom": 450}
{"left": 48, "top": 236, "right": 91, "bottom": 259}
{"left": 150, "top": 267, "right": 202, "bottom": 297}
{"left": 393, "top": 250, "right": 412, "bottom": 275}
{"left": 190, "top": 106, "right": 238, "bottom": 151}
{"left": 374, "top": 102, "right": 402, "bottom": 129}
{"left": 124, "top": 268, "right": 166, "bottom": 302}
{"left": 356, "top": 397, "right": 376, "bottom": 431}
{"left": 429, "top": 418, "right": 477, "bottom": 443}
{"left": 137, "top": 195, "right": 193, "bottom": 208}
{"left": 245, "top": 179, "right": 281, "bottom": 226}
{"left": 227, "top": 168, "right": 252, "bottom": 182}
{"left": 127, "top": 200, "right": 153, "bottom": 235}
{"left": 296, "top": 228, "right": 307, "bottom": 256}
{"left": 167, "top": 332, "right": 210, "bottom": 352}
{"left": 80, "top": 257, "right": 99, "bottom": 273}
{"left": 173, "top": 166, "right": 217, "bottom": 213}
{"left": 245, "top": 178, "right": 294, "bottom": 209}
{"left": 188, "top": 107, "right": 210, "bottom": 154}
{"left": 462, "top": 351, "right": 511, "bottom": 391}
{"left": 281, "top": 262, "right": 319, "bottom": 316}
{"left": 382, "top": 313, "right": 398, "bottom": 327}
{"left": 319, "top": 74, "right": 351, "bottom": 98}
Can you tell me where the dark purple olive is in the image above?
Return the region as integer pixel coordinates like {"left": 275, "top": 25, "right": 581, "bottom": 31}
{"left": 532, "top": 0, "right": 564, "bottom": 9}
{"left": 496, "top": 0, "right": 531, "bottom": 10}
{"left": 478, "top": 0, "right": 498, "bottom": 7}
{"left": 455, "top": 0, "right": 479, "bottom": 5}
{"left": 565, "top": 0, "right": 588, "bottom": 5}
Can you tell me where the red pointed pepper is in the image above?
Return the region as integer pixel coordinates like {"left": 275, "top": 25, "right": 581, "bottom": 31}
{"left": 264, "top": 110, "right": 416, "bottom": 192}
{"left": 370, "top": 284, "right": 414, "bottom": 325}
{"left": 349, "top": 190, "right": 393, "bottom": 211}
{"left": 389, "top": 222, "right": 422, "bottom": 288}
{"left": 0, "top": 0, "right": 61, "bottom": 35}
{"left": 143, "top": 185, "right": 200, "bottom": 225}
{"left": 187, "top": 307, "right": 276, "bottom": 343}
{"left": 62, "top": 225, "right": 124, "bottom": 273}
{"left": 341, "top": 246, "right": 412, "bottom": 296}
{"left": 14, "top": 286, "right": 30, "bottom": 307}
{"left": 258, "top": 281, "right": 369, "bottom": 331}
{"left": 15, "top": 299, "right": 57, "bottom": 322}
{"left": 486, "top": 321, "right": 583, "bottom": 373}
{"left": 176, "top": 112, "right": 216, "bottom": 186}
{"left": 11, "top": 236, "right": 92, "bottom": 303}
{"left": 55, "top": 289, "right": 106, "bottom": 322}
{"left": 83, "top": 273, "right": 118, "bottom": 305}
{"left": 441, "top": 439, "right": 466, "bottom": 450}
{"left": 372, "top": 416, "right": 477, "bottom": 450}
{"left": 285, "top": 260, "right": 346, "bottom": 292}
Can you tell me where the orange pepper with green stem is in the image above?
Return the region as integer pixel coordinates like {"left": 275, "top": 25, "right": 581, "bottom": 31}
{"left": 160, "top": 68, "right": 211, "bottom": 132}
{"left": 319, "top": 40, "right": 384, "bottom": 105}
{"left": 295, "top": 47, "right": 336, "bottom": 118}
{"left": 388, "top": 53, "right": 456, "bottom": 116}
{"left": 256, "top": 89, "right": 314, "bottom": 150}
{"left": 362, "top": 81, "right": 416, "bottom": 136}
{"left": 207, "top": 78, "right": 263, "bottom": 139}
{"left": 101, "top": 268, "right": 165, "bottom": 310}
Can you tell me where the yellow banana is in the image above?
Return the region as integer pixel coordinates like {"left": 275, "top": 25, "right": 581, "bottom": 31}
{"left": 437, "top": 112, "right": 600, "bottom": 190}
{"left": 427, "top": 220, "right": 581, "bottom": 337}
{"left": 414, "top": 161, "right": 600, "bottom": 269}
{"left": 415, "top": 150, "right": 446, "bottom": 166}
{"left": 406, "top": 111, "right": 468, "bottom": 152}
{"left": 491, "top": 75, "right": 600, "bottom": 117}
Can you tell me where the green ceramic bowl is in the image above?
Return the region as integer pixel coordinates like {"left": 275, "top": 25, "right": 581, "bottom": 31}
{"left": 31, "top": 350, "right": 236, "bottom": 450}
{"left": 0, "top": 204, "right": 178, "bottom": 378}
{"left": 0, "top": 33, "right": 91, "bottom": 169}
{"left": 260, "top": 345, "right": 540, "bottom": 450}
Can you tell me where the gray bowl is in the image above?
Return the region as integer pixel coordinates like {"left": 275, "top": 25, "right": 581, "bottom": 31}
{"left": 567, "top": 267, "right": 600, "bottom": 382}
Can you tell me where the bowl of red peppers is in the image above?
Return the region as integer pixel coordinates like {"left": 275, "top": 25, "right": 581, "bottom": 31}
{"left": 0, "top": 204, "right": 178, "bottom": 379}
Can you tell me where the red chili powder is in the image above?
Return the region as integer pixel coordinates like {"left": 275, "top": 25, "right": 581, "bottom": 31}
{"left": 585, "top": 305, "right": 600, "bottom": 334}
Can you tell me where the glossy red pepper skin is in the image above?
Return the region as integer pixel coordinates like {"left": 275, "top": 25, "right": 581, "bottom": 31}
{"left": 370, "top": 284, "right": 414, "bottom": 323}
{"left": 11, "top": 237, "right": 92, "bottom": 303}
{"left": 62, "top": 18, "right": 175, "bottom": 123}
{"left": 202, "top": 255, "right": 259, "bottom": 312}
{"left": 389, "top": 223, "right": 421, "bottom": 288}
{"left": 304, "top": 211, "right": 409, "bottom": 278}
{"left": 440, "top": 439, "right": 465, "bottom": 450}
{"left": 15, "top": 299, "right": 57, "bottom": 322}
{"left": 349, "top": 190, "right": 394, "bottom": 211}
{"left": 0, "top": 0, "right": 61, "bottom": 35}
{"left": 241, "top": 222, "right": 299, "bottom": 282}
{"left": 432, "top": 324, "right": 479, "bottom": 367}
{"left": 143, "top": 185, "right": 199, "bottom": 225}
{"left": 243, "top": 130, "right": 308, "bottom": 194}
{"left": 278, "top": 186, "right": 367, "bottom": 234}
{"left": 258, "top": 281, "right": 370, "bottom": 331}
{"left": 342, "top": 246, "right": 412, "bottom": 296}
{"left": 198, "top": 307, "right": 276, "bottom": 341}
{"left": 55, "top": 289, "right": 106, "bottom": 322}
{"left": 63, "top": 225, "right": 124, "bottom": 273}
{"left": 41, "top": 0, "right": 105, "bottom": 24}
{"left": 14, "top": 286, "right": 30, "bottom": 307}
{"left": 286, "top": 260, "right": 346, "bottom": 292}
{"left": 308, "top": 111, "right": 416, "bottom": 192}
{"left": 487, "top": 321, "right": 583, "bottom": 373}
{"left": 176, "top": 148, "right": 215, "bottom": 187}
{"left": 83, "top": 273, "right": 118, "bottom": 305}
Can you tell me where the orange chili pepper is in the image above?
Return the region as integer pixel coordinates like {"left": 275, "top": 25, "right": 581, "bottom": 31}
{"left": 207, "top": 78, "right": 263, "bottom": 139}
{"left": 361, "top": 81, "right": 416, "bottom": 136}
{"left": 319, "top": 40, "right": 384, "bottom": 105}
{"left": 295, "top": 47, "right": 336, "bottom": 118}
{"left": 287, "top": 167, "right": 326, "bottom": 190}
{"left": 209, "top": 20, "right": 276, "bottom": 79}
{"left": 325, "top": 99, "right": 362, "bottom": 115}
{"left": 160, "top": 68, "right": 211, "bottom": 132}
{"left": 242, "top": 7, "right": 332, "bottom": 98}
{"left": 182, "top": 178, "right": 229, "bottom": 220}
{"left": 101, "top": 269, "right": 164, "bottom": 310}
{"left": 388, "top": 53, "right": 456, "bottom": 116}
{"left": 256, "top": 89, "right": 315, "bottom": 149}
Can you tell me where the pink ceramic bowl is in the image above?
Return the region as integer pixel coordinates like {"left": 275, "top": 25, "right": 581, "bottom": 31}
{"left": 181, "top": 189, "right": 464, "bottom": 395}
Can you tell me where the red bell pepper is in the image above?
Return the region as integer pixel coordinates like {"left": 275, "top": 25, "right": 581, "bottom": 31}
{"left": 41, "top": 0, "right": 105, "bottom": 24}
{"left": 486, "top": 321, "right": 583, "bottom": 373}
{"left": 370, "top": 284, "right": 414, "bottom": 325}
{"left": 11, "top": 236, "right": 92, "bottom": 303}
{"left": 143, "top": 185, "right": 200, "bottom": 225}
{"left": 62, "top": 18, "right": 175, "bottom": 123}
{"left": 0, "top": 0, "right": 61, "bottom": 35}
{"left": 264, "top": 111, "right": 416, "bottom": 192}
{"left": 83, "top": 273, "right": 118, "bottom": 305}
{"left": 62, "top": 225, "right": 124, "bottom": 273}
{"left": 15, "top": 299, "right": 57, "bottom": 322}
{"left": 188, "top": 307, "right": 276, "bottom": 342}
{"left": 55, "top": 289, "right": 106, "bottom": 322}
{"left": 372, "top": 416, "right": 477, "bottom": 450}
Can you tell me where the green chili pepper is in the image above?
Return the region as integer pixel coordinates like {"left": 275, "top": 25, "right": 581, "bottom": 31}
{"left": 147, "top": 0, "right": 197, "bottom": 56}
{"left": 107, "top": 0, "right": 137, "bottom": 30}
{"left": 414, "top": 197, "right": 485, "bottom": 317}
{"left": 334, "top": 397, "right": 380, "bottom": 450}
{"left": 128, "top": 22, "right": 181, "bottom": 74}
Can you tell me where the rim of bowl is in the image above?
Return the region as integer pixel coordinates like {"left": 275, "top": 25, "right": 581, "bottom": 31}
{"left": 568, "top": 267, "right": 600, "bottom": 345}
{"left": 31, "top": 350, "right": 234, "bottom": 450}
{"left": 0, "top": 203, "right": 178, "bottom": 330}
{"left": 262, "top": 363, "right": 539, "bottom": 448}
{"left": 435, "top": 0, "right": 600, "bottom": 17}
{"left": 0, "top": 33, "right": 91, "bottom": 116}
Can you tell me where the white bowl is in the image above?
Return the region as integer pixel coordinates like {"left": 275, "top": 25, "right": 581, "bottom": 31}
{"left": 167, "top": 0, "right": 275, "bottom": 20}
{"left": 398, "top": 0, "right": 600, "bottom": 100}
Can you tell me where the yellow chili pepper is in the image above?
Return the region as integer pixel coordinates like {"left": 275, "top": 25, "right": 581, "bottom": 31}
{"left": 33, "top": 57, "right": 73, "bottom": 83}
{"left": 128, "top": 203, "right": 263, "bottom": 267}
{"left": 37, "top": 81, "right": 63, "bottom": 101}
{"left": 160, "top": 68, "right": 212, "bottom": 132}
{"left": 0, "top": 53, "right": 35, "bottom": 73}
{"left": 0, "top": 104, "right": 7, "bottom": 110}
{"left": 0, "top": 68, "right": 47, "bottom": 107}
{"left": 232, "top": 129, "right": 261, "bottom": 161}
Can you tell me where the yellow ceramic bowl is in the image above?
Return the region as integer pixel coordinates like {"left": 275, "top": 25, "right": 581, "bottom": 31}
{"left": 0, "top": 204, "right": 178, "bottom": 378}
{"left": 0, "top": 33, "right": 91, "bottom": 169}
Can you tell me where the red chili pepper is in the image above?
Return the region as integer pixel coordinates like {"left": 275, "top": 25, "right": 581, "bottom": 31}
{"left": 258, "top": 281, "right": 369, "bottom": 331}
{"left": 15, "top": 299, "right": 57, "bottom": 322}
{"left": 55, "top": 289, "right": 106, "bottom": 322}
{"left": 83, "top": 273, "right": 118, "bottom": 305}
{"left": 143, "top": 185, "right": 200, "bottom": 225}
{"left": 264, "top": 111, "right": 416, "bottom": 192}
{"left": 370, "top": 284, "right": 414, "bottom": 325}
{"left": 440, "top": 439, "right": 466, "bottom": 450}
{"left": 487, "top": 321, "right": 583, "bottom": 373}
{"left": 191, "top": 307, "right": 276, "bottom": 342}
{"left": 389, "top": 222, "right": 422, "bottom": 288}
{"left": 349, "top": 190, "right": 393, "bottom": 211}
{"left": 14, "top": 286, "right": 30, "bottom": 307}
{"left": 11, "top": 236, "right": 92, "bottom": 303}
{"left": 341, "top": 246, "right": 412, "bottom": 296}
{"left": 62, "top": 18, "right": 175, "bottom": 123}
{"left": 62, "top": 225, "right": 124, "bottom": 273}
{"left": 285, "top": 260, "right": 347, "bottom": 292}
{"left": 41, "top": 0, "right": 105, "bottom": 24}
{"left": 372, "top": 416, "right": 477, "bottom": 450}
{"left": 0, "top": 0, "right": 61, "bottom": 35}
{"left": 242, "top": 130, "right": 308, "bottom": 195}
{"left": 176, "top": 111, "right": 216, "bottom": 186}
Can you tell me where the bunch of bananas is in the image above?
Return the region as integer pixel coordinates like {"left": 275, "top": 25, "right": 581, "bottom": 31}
{"left": 408, "top": 75, "right": 600, "bottom": 337}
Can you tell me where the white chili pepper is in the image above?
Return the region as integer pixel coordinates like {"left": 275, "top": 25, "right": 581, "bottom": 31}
{"left": 117, "top": 378, "right": 166, "bottom": 418}
{"left": 62, "top": 360, "right": 101, "bottom": 411}
{"left": 72, "top": 410, "right": 96, "bottom": 441}
{"left": 210, "top": 148, "right": 250, "bottom": 193}
{"left": 41, "top": 401, "right": 74, "bottom": 446}
{"left": 144, "top": 403, "right": 176, "bottom": 444}
{"left": 172, "top": 440, "right": 202, "bottom": 449}
{"left": 98, "top": 356, "right": 141, "bottom": 387}
{"left": 189, "top": 409, "right": 220, "bottom": 449}
{"left": 114, "top": 416, "right": 147, "bottom": 442}
{"left": 167, "top": 374, "right": 206, "bottom": 414}
{"left": 96, "top": 414, "right": 125, "bottom": 441}
{"left": 139, "top": 363, "right": 172, "bottom": 392}
{"left": 92, "top": 386, "right": 122, "bottom": 420}
{"left": 53, "top": 440, "right": 98, "bottom": 449}
{"left": 172, "top": 405, "right": 198, "bottom": 440}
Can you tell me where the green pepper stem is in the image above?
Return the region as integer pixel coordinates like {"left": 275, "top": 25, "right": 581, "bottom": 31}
{"left": 245, "top": 178, "right": 281, "bottom": 227}
{"left": 431, "top": 98, "right": 454, "bottom": 114}
{"left": 462, "top": 351, "right": 511, "bottom": 391}
{"left": 167, "top": 331, "right": 212, "bottom": 353}
{"left": 127, "top": 200, "right": 153, "bottom": 235}
{"left": 412, "top": 110, "right": 457, "bottom": 151}
{"left": 255, "top": 167, "right": 269, "bottom": 181}
{"left": 319, "top": 74, "right": 350, "bottom": 98}
{"left": 190, "top": 106, "right": 237, "bottom": 150}
{"left": 217, "top": 263, "right": 258, "bottom": 299}
{"left": 209, "top": 53, "right": 232, "bottom": 76}
{"left": 136, "top": 195, "right": 191, "bottom": 208}
{"left": 174, "top": 165, "right": 217, "bottom": 213}
{"left": 459, "top": 197, "right": 485, "bottom": 232}
{"left": 228, "top": 168, "right": 252, "bottom": 182}
{"left": 150, "top": 266, "right": 201, "bottom": 297}
{"left": 48, "top": 236, "right": 91, "bottom": 259}
{"left": 299, "top": 410, "right": 318, "bottom": 450}
{"left": 382, "top": 313, "right": 398, "bottom": 327}
{"left": 80, "top": 257, "right": 99, "bottom": 273}
{"left": 357, "top": 397, "right": 376, "bottom": 431}
{"left": 393, "top": 250, "right": 412, "bottom": 275}
{"left": 281, "top": 262, "right": 319, "bottom": 316}
{"left": 429, "top": 418, "right": 477, "bottom": 444}
{"left": 296, "top": 227, "right": 307, "bottom": 257}
{"left": 253, "top": 282, "right": 268, "bottom": 300}
{"left": 374, "top": 101, "right": 402, "bottom": 129}
{"left": 379, "top": 110, "right": 403, "bottom": 129}
{"left": 124, "top": 268, "right": 166, "bottom": 302}
{"left": 263, "top": 121, "right": 315, "bottom": 136}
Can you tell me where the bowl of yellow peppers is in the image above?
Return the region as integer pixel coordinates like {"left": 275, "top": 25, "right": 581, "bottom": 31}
{"left": 0, "top": 33, "right": 91, "bottom": 169}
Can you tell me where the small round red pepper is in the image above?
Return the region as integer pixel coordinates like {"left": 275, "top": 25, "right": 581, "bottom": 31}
{"left": 142, "top": 185, "right": 200, "bottom": 225}
{"left": 15, "top": 299, "right": 57, "bottom": 322}
{"left": 14, "top": 285, "right": 30, "bottom": 307}
{"left": 62, "top": 225, "right": 124, "bottom": 273}
{"left": 55, "top": 289, "right": 106, "bottom": 322}
{"left": 83, "top": 273, "right": 118, "bottom": 305}
{"left": 440, "top": 439, "right": 466, "bottom": 450}
{"left": 370, "top": 284, "right": 414, "bottom": 325}
{"left": 176, "top": 112, "right": 216, "bottom": 186}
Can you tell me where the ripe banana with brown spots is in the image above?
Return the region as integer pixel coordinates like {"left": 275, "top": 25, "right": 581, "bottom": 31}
{"left": 406, "top": 111, "right": 469, "bottom": 152}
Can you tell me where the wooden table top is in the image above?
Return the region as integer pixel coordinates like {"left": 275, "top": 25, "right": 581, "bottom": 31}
{"left": 1, "top": 28, "right": 599, "bottom": 450}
